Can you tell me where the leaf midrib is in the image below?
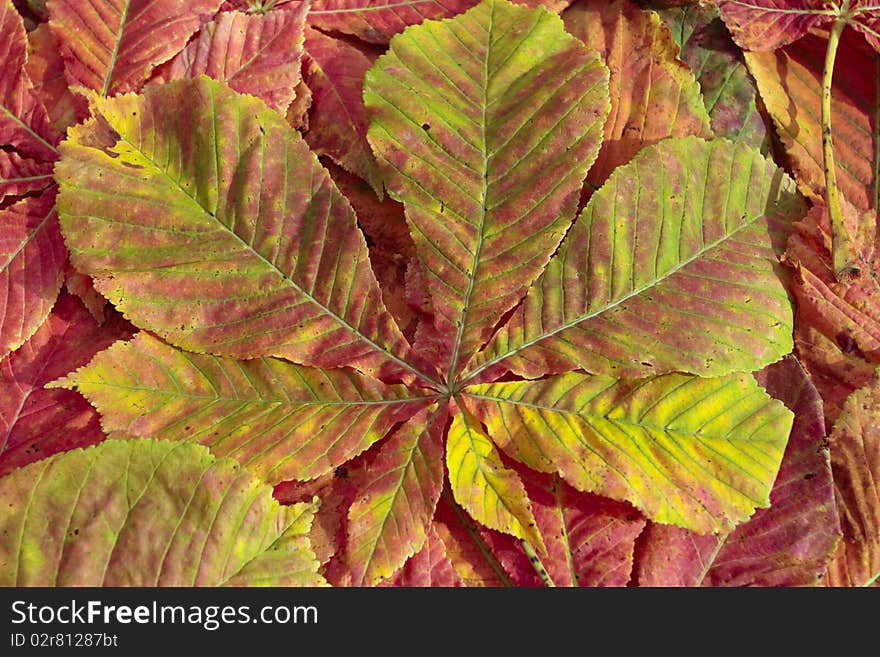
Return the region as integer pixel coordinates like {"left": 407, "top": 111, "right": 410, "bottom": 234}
{"left": 446, "top": 0, "right": 495, "bottom": 383}
{"left": 461, "top": 392, "right": 785, "bottom": 444}
{"left": 101, "top": 0, "right": 133, "bottom": 96}
{"left": 66, "top": 378, "right": 440, "bottom": 406}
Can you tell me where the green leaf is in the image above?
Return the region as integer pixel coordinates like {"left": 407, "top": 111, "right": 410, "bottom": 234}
{"left": 365, "top": 0, "right": 610, "bottom": 380}
{"left": 0, "top": 439, "right": 328, "bottom": 586}
{"left": 55, "top": 76, "right": 428, "bottom": 383}
{"left": 50, "top": 332, "right": 437, "bottom": 484}
{"left": 465, "top": 371, "right": 793, "bottom": 533}
{"left": 464, "top": 136, "right": 805, "bottom": 383}
{"left": 447, "top": 399, "right": 544, "bottom": 548}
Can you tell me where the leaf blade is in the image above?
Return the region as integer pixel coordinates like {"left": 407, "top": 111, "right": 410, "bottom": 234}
{"left": 0, "top": 193, "right": 67, "bottom": 359}
{"left": 346, "top": 404, "right": 445, "bottom": 586}
{"left": 447, "top": 398, "right": 544, "bottom": 548}
{"left": 635, "top": 358, "right": 841, "bottom": 586}
{"left": 47, "top": 0, "right": 226, "bottom": 96}
{"left": 51, "top": 332, "right": 437, "bottom": 484}
{"left": 467, "top": 370, "right": 793, "bottom": 533}
{"left": 365, "top": 0, "right": 610, "bottom": 379}
{"left": 163, "top": 6, "right": 308, "bottom": 113}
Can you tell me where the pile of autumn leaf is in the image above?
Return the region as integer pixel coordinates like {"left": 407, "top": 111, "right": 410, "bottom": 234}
{"left": 0, "top": 0, "right": 876, "bottom": 587}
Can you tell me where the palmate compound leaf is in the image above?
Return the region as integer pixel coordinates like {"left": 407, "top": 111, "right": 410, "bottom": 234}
{"left": 47, "top": 0, "right": 227, "bottom": 97}
{"left": 49, "top": 0, "right": 810, "bottom": 581}
{"left": 364, "top": 0, "right": 611, "bottom": 381}
{"left": 0, "top": 439, "right": 328, "bottom": 586}
{"left": 55, "top": 76, "right": 429, "bottom": 383}
{"left": 463, "top": 136, "right": 806, "bottom": 383}
{"left": 465, "top": 371, "right": 793, "bottom": 533}
{"left": 50, "top": 332, "right": 438, "bottom": 484}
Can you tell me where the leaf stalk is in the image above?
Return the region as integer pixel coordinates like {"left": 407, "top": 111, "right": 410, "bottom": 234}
{"left": 520, "top": 539, "right": 556, "bottom": 587}
{"left": 822, "top": 11, "right": 858, "bottom": 278}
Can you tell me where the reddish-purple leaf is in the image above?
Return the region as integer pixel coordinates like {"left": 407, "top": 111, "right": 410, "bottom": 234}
{"left": 482, "top": 469, "right": 646, "bottom": 587}
{"left": 26, "top": 23, "right": 85, "bottom": 134}
{"left": 432, "top": 492, "right": 512, "bottom": 586}
{"left": 634, "top": 357, "right": 841, "bottom": 586}
{"left": 0, "top": 292, "right": 133, "bottom": 477}
{"left": 823, "top": 373, "right": 880, "bottom": 586}
{"left": 47, "top": 0, "right": 226, "bottom": 97}
{"left": 0, "top": 0, "right": 58, "bottom": 161}
{"left": 303, "top": 27, "right": 382, "bottom": 194}
{"left": 0, "top": 150, "right": 53, "bottom": 201}
{"left": 346, "top": 405, "right": 445, "bottom": 585}
{"left": 274, "top": 469, "right": 352, "bottom": 569}
{"left": 717, "top": 0, "right": 880, "bottom": 52}
{"left": 163, "top": 6, "right": 307, "bottom": 113}
{"left": 784, "top": 204, "right": 880, "bottom": 423}
{"left": 744, "top": 29, "right": 877, "bottom": 214}
{"left": 383, "top": 526, "right": 464, "bottom": 587}
{"left": 0, "top": 192, "right": 67, "bottom": 358}
{"left": 307, "top": 0, "right": 573, "bottom": 43}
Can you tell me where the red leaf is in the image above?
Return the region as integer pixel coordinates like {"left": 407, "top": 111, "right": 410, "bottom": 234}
{"left": 563, "top": 0, "right": 712, "bottom": 191}
{"left": 163, "top": 6, "right": 307, "bottom": 113}
{"left": 0, "top": 292, "right": 133, "bottom": 477}
{"left": 823, "top": 373, "right": 880, "bottom": 586}
{"left": 431, "top": 492, "right": 512, "bottom": 586}
{"left": 47, "top": 0, "right": 226, "bottom": 96}
{"left": 482, "top": 468, "right": 646, "bottom": 587}
{"left": 307, "top": 1, "right": 572, "bottom": 43}
{"left": 785, "top": 204, "right": 880, "bottom": 424}
{"left": 383, "top": 527, "right": 464, "bottom": 586}
{"left": 744, "top": 29, "right": 877, "bottom": 213}
{"left": 717, "top": 0, "right": 880, "bottom": 52}
{"left": 0, "top": 150, "right": 53, "bottom": 202}
{"left": 303, "top": 27, "right": 382, "bottom": 193}
{"left": 0, "top": 192, "right": 67, "bottom": 358}
{"left": 0, "top": 0, "right": 58, "bottom": 161}
{"left": 26, "top": 23, "right": 86, "bottom": 134}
